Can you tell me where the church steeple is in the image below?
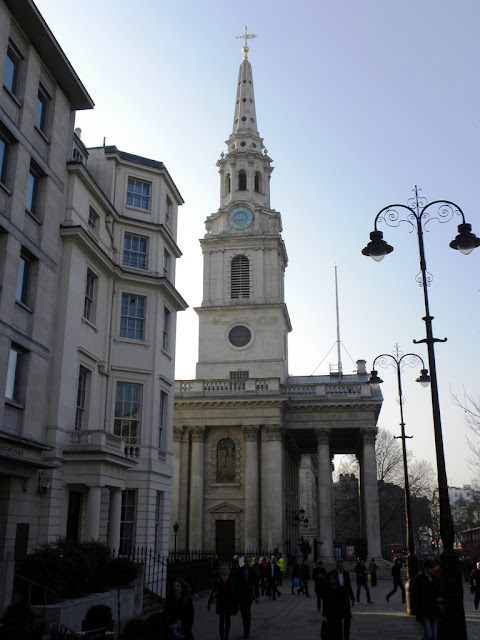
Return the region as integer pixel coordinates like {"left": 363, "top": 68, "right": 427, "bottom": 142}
{"left": 196, "top": 30, "right": 291, "bottom": 383}
{"left": 217, "top": 29, "right": 273, "bottom": 211}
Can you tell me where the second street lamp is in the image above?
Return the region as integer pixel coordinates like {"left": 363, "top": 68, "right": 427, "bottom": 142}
{"left": 369, "top": 345, "right": 430, "bottom": 607}
{"left": 362, "top": 186, "right": 479, "bottom": 639}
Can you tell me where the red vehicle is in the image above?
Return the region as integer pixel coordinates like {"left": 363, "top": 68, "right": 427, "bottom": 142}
{"left": 461, "top": 527, "right": 480, "bottom": 558}
{"left": 381, "top": 543, "right": 406, "bottom": 563}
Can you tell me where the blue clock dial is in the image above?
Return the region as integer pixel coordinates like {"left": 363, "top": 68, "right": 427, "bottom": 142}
{"left": 228, "top": 206, "right": 253, "bottom": 230}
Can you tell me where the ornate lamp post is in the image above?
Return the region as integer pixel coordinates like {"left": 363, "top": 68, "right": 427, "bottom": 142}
{"left": 362, "top": 186, "right": 479, "bottom": 638}
{"left": 173, "top": 521, "right": 179, "bottom": 561}
{"left": 369, "top": 345, "right": 430, "bottom": 588}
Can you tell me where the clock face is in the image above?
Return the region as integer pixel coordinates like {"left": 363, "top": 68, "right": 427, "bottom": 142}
{"left": 228, "top": 206, "right": 253, "bottom": 230}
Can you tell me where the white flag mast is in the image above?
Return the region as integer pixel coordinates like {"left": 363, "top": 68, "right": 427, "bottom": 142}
{"left": 335, "top": 266, "right": 343, "bottom": 376}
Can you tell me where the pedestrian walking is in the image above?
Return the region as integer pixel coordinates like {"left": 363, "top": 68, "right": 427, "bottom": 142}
{"left": 354, "top": 558, "right": 373, "bottom": 603}
{"left": 469, "top": 560, "right": 480, "bottom": 610}
{"left": 368, "top": 558, "right": 378, "bottom": 587}
{"left": 312, "top": 560, "right": 328, "bottom": 612}
{"left": 215, "top": 565, "right": 238, "bottom": 640}
{"left": 251, "top": 556, "right": 261, "bottom": 602}
{"left": 235, "top": 556, "right": 256, "bottom": 639}
{"left": 323, "top": 571, "right": 350, "bottom": 640}
{"left": 161, "top": 577, "right": 195, "bottom": 640}
{"left": 412, "top": 558, "right": 442, "bottom": 640}
{"left": 334, "top": 558, "right": 355, "bottom": 640}
{"left": 386, "top": 557, "right": 406, "bottom": 603}
{"left": 267, "top": 556, "right": 282, "bottom": 600}
{"left": 298, "top": 558, "right": 311, "bottom": 597}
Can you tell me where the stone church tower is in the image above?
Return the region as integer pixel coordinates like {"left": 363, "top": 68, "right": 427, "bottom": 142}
{"left": 173, "top": 35, "right": 383, "bottom": 560}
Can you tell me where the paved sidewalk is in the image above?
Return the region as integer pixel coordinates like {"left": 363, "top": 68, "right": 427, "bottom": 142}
{"left": 189, "top": 578, "right": 480, "bottom": 639}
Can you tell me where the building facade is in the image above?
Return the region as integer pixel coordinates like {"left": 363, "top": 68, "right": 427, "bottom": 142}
{"left": 173, "top": 40, "right": 383, "bottom": 560}
{"left": 0, "top": 0, "right": 185, "bottom": 608}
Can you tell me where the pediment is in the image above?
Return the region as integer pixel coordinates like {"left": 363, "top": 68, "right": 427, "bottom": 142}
{"left": 208, "top": 501, "right": 242, "bottom": 514}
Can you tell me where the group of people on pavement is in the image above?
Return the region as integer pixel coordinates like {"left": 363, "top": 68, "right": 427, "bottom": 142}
{"left": 207, "top": 554, "right": 283, "bottom": 639}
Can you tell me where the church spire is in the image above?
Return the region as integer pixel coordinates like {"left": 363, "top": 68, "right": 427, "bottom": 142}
{"left": 216, "top": 28, "right": 274, "bottom": 210}
{"left": 227, "top": 26, "right": 263, "bottom": 151}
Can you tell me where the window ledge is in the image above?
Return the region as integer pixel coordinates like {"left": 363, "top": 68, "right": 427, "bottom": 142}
{"left": 15, "top": 300, "right": 32, "bottom": 313}
{"left": 34, "top": 125, "right": 50, "bottom": 144}
{"left": 2, "top": 85, "right": 22, "bottom": 107}
{"left": 4, "top": 397, "right": 24, "bottom": 411}
{"left": 0, "top": 181, "right": 12, "bottom": 196}
{"left": 25, "top": 208, "right": 42, "bottom": 224}
{"left": 81, "top": 317, "right": 99, "bottom": 332}
{"left": 122, "top": 264, "right": 148, "bottom": 273}
{"left": 125, "top": 204, "right": 151, "bottom": 214}
{"left": 115, "top": 337, "right": 150, "bottom": 347}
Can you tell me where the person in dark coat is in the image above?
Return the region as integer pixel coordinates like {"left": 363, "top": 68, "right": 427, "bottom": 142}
{"left": 216, "top": 565, "right": 238, "bottom": 640}
{"left": 412, "top": 558, "right": 441, "bottom": 640}
{"left": 161, "top": 577, "right": 195, "bottom": 639}
{"left": 267, "top": 555, "right": 282, "bottom": 599}
{"left": 312, "top": 560, "right": 328, "bottom": 612}
{"left": 323, "top": 571, "right": 350, "bottom": 640}
{"left": 386, "top": 557, "right": 405, "bottom": 603}
{"left": 469, "top": 560, "right": 480, "bottom": 610}
{"left": 368, "top": 558, "right": 378, "bottom": 587}
{"left": 235, "top": 556, "right": 256, "bottom": 639}
{"left": 251, "top": 557, "right": 261, "bottom": 601}
{"left": 354, "top": 558, "right": 373, "bottom": 603}
{"left": 298, "top": 558, "right": 311, "bottom": 597}
{"left": 334, "top": 558, "right": 354, "bottom": 640}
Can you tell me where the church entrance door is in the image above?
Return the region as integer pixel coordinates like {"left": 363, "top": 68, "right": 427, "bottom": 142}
{"left": 216, "top": 520, "right": 235, "bottom": 559}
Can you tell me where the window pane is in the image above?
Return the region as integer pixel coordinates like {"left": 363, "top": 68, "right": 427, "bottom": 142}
{"left": 15, "top": 255, "right": 29, "bottom": 304}
{"left": 35, "top": 87, "right": 48, "bottom": 132}
{"left": 75, "top": 367, "right": 88, "bottom": 430}
{"left": 127, "top": 178, "right": 151, "bottom": 211}
{"left": 26, "top": 170, "right": 39, "bottom": 214}
{"left": 120, "top": 294, "right": 145, "bottom": 340}
{"left": 123, "top": 233, "right": 148, "bottom": 269}
{"left": 84, "top": 271, "right": 96, "bottom": 322}
{"left": 0, "top": 136, "right": 9, "bottom": 184}
{"left": 114, "top": 382, "right": 141, "bottom": 444}
{"left": 4, "top": 44, "right": 21, "bottom": 96}
{"left": 6, "top": 348, "right": 21, "bottom": 401}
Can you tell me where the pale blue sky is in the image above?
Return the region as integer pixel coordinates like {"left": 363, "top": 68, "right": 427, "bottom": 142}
{"left": 34, "top": 0, "right": 480, "bottom": 486}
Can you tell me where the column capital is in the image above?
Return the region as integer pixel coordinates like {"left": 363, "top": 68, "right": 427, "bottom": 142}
{"left": 243, "top": 425, "right": 260, "bottom": 441}
{"left": 173, "top": 425, "right": 185, "bottom": 442}
{"left": 190, "top": 425, "right": 206, "bottom": 442}
{"left": 261, "top": 424, "right": 284, "bottom": 442}
{"left": 361, "top": 428, "right": 377, "bottom": 445}
{"left": 315, "top": 428, "right": 332, "bottom": 445}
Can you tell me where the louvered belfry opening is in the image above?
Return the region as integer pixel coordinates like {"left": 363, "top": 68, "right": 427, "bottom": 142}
{"left": 231, "top": 254, "right": 250, "bottom": 298}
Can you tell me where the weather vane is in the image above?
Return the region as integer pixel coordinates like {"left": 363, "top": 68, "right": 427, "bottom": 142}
{"left": 236, "top": 25, "right": 257, "bottom": 59}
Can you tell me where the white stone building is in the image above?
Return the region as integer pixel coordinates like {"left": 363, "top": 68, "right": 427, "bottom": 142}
{"left": 173, "top": 39, "right": 383, "bottom": 561}
{"left": 0, "top": 0, "right": 186, "bottom": 609}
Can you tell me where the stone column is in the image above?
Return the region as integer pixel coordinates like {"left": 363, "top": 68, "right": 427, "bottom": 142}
{"left": 171, "top": 425, "right": 183, "bottom": 547}
{"left": 360, "top": 428, "right": 382, "bottom": 559}
{"left": 108, "top": 487, "right": 122, "bottom": 552}
{"left": 316, "top": 429, "right": 334, "bottom": 561}
{"left": 189, "top": 426, "right": 205, "bottom": 550}
{"left": 243, "top": 425, "right": 260, "bottom": 550}
{"left": 85, "top": 485, "right": 102, "bottom": 540}
{"left": 260, "top": 425, "right": 285, "bottom": 552}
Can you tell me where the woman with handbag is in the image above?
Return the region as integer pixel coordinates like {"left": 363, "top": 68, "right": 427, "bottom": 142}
{"left": 216, "top": 565, "right": 238, "bottom": 640}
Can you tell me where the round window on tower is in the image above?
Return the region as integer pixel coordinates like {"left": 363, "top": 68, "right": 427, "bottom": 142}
{"left": 228, "top": 325, "right": 252, "bottom": 348}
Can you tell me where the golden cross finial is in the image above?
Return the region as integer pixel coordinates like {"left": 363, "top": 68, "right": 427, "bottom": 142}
{"left": 235, "top": 25, "right": 257, "bottom": 59}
